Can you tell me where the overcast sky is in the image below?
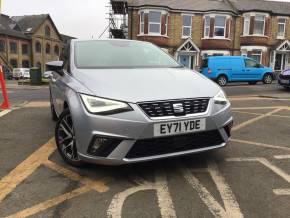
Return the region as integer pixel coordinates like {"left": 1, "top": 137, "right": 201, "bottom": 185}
{"left": 2, "top": 0, "right": 290, "bottom": 39}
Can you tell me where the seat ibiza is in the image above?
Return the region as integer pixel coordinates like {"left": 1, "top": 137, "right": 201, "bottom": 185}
{"left": 47, "top": 39, "right": 233, "bottom": 166}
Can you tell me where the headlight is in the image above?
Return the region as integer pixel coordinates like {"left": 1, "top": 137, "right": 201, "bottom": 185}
{"left": 214, "top": 90, "right": 229, "bottom": 105}
{"left": 80, "top": 94, "right": 132, "bottom": 115}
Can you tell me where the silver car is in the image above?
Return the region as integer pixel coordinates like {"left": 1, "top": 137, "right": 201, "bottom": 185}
{"left": 47, "top": 39, "right": 233, "bottom": 166}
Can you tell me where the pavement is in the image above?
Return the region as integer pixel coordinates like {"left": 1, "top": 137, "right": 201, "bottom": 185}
{"left": 0, "top": 80, "right": 290, "bottom": 218}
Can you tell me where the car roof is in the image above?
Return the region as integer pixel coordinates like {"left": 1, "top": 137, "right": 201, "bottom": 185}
{"left": 71, "top": 39, "right": 152, "bottom": 45}
{"left": 207, "top": 56, "right": 245, "bottom": 59}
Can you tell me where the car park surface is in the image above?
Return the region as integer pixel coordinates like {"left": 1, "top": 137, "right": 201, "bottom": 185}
{"left": 0, "top": 82, "right": 290, "bottom": 217}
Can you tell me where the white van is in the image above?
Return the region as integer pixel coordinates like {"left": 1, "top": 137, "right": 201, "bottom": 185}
{"left": 12, "top": 68, "right": 30, "bottom": 79}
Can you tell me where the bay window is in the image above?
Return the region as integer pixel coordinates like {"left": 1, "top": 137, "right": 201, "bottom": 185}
{"left": 182, "top": 15, "right": 192, "bottom": 38}
{"left": 204, "top": 16, "right": 210, "bottom": 37}
{"left": 254, "top": 15, "right": 265, "bottom": 35}
{"left": 277, "top": 18, "right": 286, "bottom": 38}
{"left": 214, "top": 16, "right": 226, "bottom": 37}
{"left": 243, "top": 15, "right": 250, "bottom": 35}
{"left": 248, "top": 51, "right": 262, "bottom": 63}
{"left": 148, "top": 11, "right": 161, "bottom": 34}
{"left": 140, "top": 11, "right": 145, "bottom": 34}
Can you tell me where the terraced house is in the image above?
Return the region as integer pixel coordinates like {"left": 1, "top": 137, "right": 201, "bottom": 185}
{"left": 110, "top": 0, "right": 290, "bottom": 73}
{"left": 0, "top": 14, "right": 66, "bottom": 73}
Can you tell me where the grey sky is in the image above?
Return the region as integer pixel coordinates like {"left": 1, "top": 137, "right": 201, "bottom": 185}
{"left": 2, "top": 0, "right": 290, "bottom": 39}
{"left": 2, "top": 0, "right": 109, "bottom": 39}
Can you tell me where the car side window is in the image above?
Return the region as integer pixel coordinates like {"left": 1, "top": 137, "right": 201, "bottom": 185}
{"left": 245, "top": 59, "right": 258, "bottom": 68}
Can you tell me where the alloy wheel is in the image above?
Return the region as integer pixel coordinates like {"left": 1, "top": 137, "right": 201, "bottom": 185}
{"left": 264, "top": 74, "right": 272, "bottom": 84}
{"left": 56, "top": 113, "right": 80, "bottom": 161}
{"left": 217, "top": 76, "right": 227, "bottom": 86}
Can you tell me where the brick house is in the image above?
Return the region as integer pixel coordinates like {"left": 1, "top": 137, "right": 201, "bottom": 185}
{"left": 0, "top": 14, "right": 70, "bottom": 73}
{"left": 111, "top": 0, "right": 290, "bottom": 72}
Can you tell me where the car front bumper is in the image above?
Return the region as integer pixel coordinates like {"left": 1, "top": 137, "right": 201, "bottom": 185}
{"left": 69, "top": 92, "right": 233, "bottom": 165}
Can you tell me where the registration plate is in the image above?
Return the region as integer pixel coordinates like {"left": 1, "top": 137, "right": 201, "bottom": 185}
{"left": 154, "top": 119, "right": 206, "bottom": 137}
{"left": 280, "top": 79, "right": 289, "bottom": 84}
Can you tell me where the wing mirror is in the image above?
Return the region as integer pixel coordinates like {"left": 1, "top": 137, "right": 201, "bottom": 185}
{"left": 46, "top": 61, "right": 64, "bottom": 76}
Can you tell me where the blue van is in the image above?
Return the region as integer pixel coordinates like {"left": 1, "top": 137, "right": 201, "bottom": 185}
{"left": 201, "top": 56, "right": 274, "bottom": 86}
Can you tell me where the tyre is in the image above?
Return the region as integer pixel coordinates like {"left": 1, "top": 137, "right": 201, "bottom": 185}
{"left": 217, "top": 75, "right": 228, "bottom": 86}
{"left": 248, "top": 81, "right": 257, "bottom": 85}
{"left": 263, "top": 74, "right": 273, "bottom": 84}
{"left": 55, "top": 109, "right": 85, "bottom": 167}
{"left": 50, "top": 91, "right": 58, "bottom": 121}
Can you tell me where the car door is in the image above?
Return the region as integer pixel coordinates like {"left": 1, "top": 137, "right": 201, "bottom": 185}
{"left": 230, "top": 58, "right": 244, "bottom": 81}
{"left": 244, "top": 58, "right": 263, "bottom": 81}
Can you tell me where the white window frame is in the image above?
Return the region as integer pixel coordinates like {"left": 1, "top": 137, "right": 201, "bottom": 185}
{"left": 253, "top": 14, "right": 266, "bottom": 36}
{"left": 182, "top": 15, "right": 192, "bottom": 38}
{"left": 277, "top": 17, "right": 287, "bottom": 39}
{"left": 148, "top": 11, "right": 162, "bottom": 35}
{"left": 243, "top": 15, "right": 250, "bottom": 35}
{"left": 204, "top": 16, "right": 211, "bottom": 38}
{"left": 248, "top": 50, "right": 263, "bottom": 64}
{"left": 140, "top": 11, "right": 145, "bottom": 34}
{"left": 165, "top": 14, "right": 169, "bottom": 36}
{"left": 214, "top": 16, "right": 227, "bottom": 38}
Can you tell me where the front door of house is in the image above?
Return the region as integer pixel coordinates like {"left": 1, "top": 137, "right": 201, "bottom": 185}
{"left": 179, "top": 55, "right": 196, "bottom": 70}
{"left": 275, "top": 53, "right": 287, "bottom": 71}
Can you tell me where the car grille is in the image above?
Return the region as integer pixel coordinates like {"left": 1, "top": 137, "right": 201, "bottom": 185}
{"left": 138, "top": 99, "right": 210, "bottom": 118}
{"left": 279, "top": 74, "right": 290, "bottom": 80}
{"left": 125, "top": 130, "right": 224, "bottom": 159}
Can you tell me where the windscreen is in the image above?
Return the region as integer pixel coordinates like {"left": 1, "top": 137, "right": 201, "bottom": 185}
{"left": 74, "top": 40, "right": 180, "bottom": 69}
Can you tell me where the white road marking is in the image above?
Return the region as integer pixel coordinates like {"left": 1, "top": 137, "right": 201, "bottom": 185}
{"left": 230, "top": 139, "right": 290, "bottom": 152}
{"left": 107, "top": 170, "right": 176, "bottom": 218}
{"left": 274, "top": 155, "right": 290, "bottom": 160}
{"left": 0, "top": 109, "right": 12, "bottom": 117}
{"left": 181, "top": 160, "right": 244, "bottom": 218}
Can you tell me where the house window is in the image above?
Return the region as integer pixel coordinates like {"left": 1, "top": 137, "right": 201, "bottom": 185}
{"left": 0, "top": 40, "right": 5, "bottom": 52}
{"left": 22, "top": 60, "right": 30, "bottom": 68}
{"left": 10, "top": 42, "right": 17, "bottom": 54}
{"left": 254, "top": 15, "right": 265, "bottom": 35}
{"left": 35, "top": 41, "right": 41, "bottom": 53}
{"left": 248, "top": 51, "right": 262, "bottom": 63}
{"left": 148, "top": 11, "right": 161, "bottom": 34}
{"left": 140, "top": 11, "right": 145, "bottom": 34}
{"left": 54, "top": 45, "right": 59, "bottom": 56}
{"left": 22, "top": 44, "right": 29, "bottom": 55}
{"left": 46, "top": 43, "right": 50, "bottom": 54}
{"left": 10, "top": 59, "right": 17, "bottom": 68}
{"left": 204, "top": 16, "right": 210, "bottom": 37}
{"left": 45, "top": 26, "right": 51, "bottom": 38}
{"left": 182, "top": 15, "right": 192, "bottom": 38}
{"left": 243, "top": 15, "right": 250, "bottom": 35}
{"left": 214, "top": 16, "right": 226, "bottom": 37}
{"left": 277, "top": 18, "right": 286, "bottom": 38}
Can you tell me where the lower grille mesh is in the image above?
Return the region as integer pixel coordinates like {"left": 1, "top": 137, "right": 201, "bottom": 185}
{"left": 126, "top": 130, "right": 224, "bottom": 159}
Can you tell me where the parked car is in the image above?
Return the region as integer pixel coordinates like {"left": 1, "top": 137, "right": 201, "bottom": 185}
{"left": 278, "top": 68, "right": 290, "bottom": 89}
{"left": 12, "top": 68, "right": 30, "bottom": 79}
{"left": 3, "top": 66, "right": 12, "bottom": 80}
{"left": 48, "top": 39, "right": 233, "bottom": 166}
{"left": 43, "top": 71, "right": 53, "bottom": 78}
{"left": 201, "top": 56, "right": 274, "bottom": 86}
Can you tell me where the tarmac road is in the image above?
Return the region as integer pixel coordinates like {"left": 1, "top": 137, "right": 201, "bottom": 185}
{"left": 0, "top": 82, "right": 290, "bottom": 218}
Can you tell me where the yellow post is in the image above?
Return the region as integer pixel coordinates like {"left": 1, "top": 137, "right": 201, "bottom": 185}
{"left": 0, "top": 0, "right": 2, "bottom": 14}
